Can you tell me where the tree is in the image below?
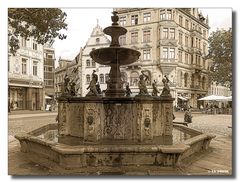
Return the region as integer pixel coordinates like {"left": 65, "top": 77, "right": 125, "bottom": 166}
{"left": 8, "top": 8, "right": 68, "bottom": 55}
{"left": 207, "top": 28, "right": 232, "bottom": 87}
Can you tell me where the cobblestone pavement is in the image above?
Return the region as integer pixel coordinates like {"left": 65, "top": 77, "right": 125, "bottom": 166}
{"left": 8, "top": 112, "right": 233, "bottom": 176}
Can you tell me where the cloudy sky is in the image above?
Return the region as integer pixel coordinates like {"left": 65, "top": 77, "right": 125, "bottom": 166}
{"left": 53, "top": 8, "right": 232, "bottom": 63}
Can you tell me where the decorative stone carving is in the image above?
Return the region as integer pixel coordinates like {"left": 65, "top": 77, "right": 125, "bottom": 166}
{"left": 58, "top": 103, "right": 68, "bottom": 135}
{"left": 86, "top": 70, "right": 99, "bottom": 96}
{"left": 137, "top": 71, "right": 149, "bottom": 95}
{"left": 160, "top": 75, "right": 172, "bottom": 97}
{"left": 84, "top": 103, "right": 101, "bottom": 141}
{"left": 152, "top": 80, "right": 160, "bottom": 96}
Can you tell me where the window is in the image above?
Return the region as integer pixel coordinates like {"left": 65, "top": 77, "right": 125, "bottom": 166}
{"left": 163, "top": 48, "right": 168, "bottom": 58}
{"left": 131, "top": 15, "right": 138, "bottom": 25}
{"left": 184, "top": 73, "right": 188, "bottom": 87}
{"left": 179, "top": 16, "right": 183, "bottom": 26}
{"left": 47, "top": 54, "right": 53, "bottom": 59}
{"left": 105, "top": 74, "right": 109, "bottom": 83}
{"left": 203, "top": 43, "right": 206, "bottom": 55}
{"left": 185, "top": 35, "right": 189, "bottom": 47}
{"left": 119, "top": 16, "right": 126, "bottom": 26}
{"left": 44, "top": 66, "right": 53, "bottom": 72}
{"left": 178, "top": 51, "right": 182, "bottom": 62}
{"left": 119, "top": 35, "right": 126, "bottom": 45}
{"left": 86, "top": 74, "right": 90, "bottom": 84}
{"left": 169, "top": 48, "right": 175, "bottom": 59}
{"left": 33, "top": 43, "right": 37, "bottom": 50}
{"left": 131, "top": 32, "right": 138, "bottom": 44}
{"left": 92, "top": 60, "right": 96, "bottom": 67}
{"left": 143, "top": 13, "right": 151, "bottom": 22}
{"left": 33, "top": 61, "right": 38, "bottom": 76}
{"left": 143, "top": 30, "right": 151, "bottom": 42}
{"left": 191, "top": 54, "right": 193, "bottom": 64}
{"left": 86, "top": 59, "right": 90, "bottom": 67}
{"left": 169, "top": 28, "right": 175, "bottom": 39}
{"left": 130, "top": 72, "right": 139, "bottom": 86}
{"left": 179, "top": 33, "right": 183, "bottom": 45}
{"left": 163, "top": 28, "right": 168, "bottom": 39}
{"left": 143, "top": 49, "right": 151, "bottom": 60}
{"left": 21, "top": 38, "right": 27, "bottom": 47}
{"left": 185, "top": 19, "right": 189, "bottom": 30}
{"left": 192, "top": 23, "right": 195, "bottom": 30}
{"left": 185, "top": 53, "right": 189, "bottom": 64}
{"left": 160, "top": 10, "right": 165, "bottom": 20}
{"left": 203, "top": 30, "right": 206, "bottom": 39}
{"left": 96, "top": 38, "right": 100, "bottom": 43}
{"left": 100, "top": 74, "right": 104, "bottom": 84}
{"left": 166, "top": 10, "right": 172, "bottom": 20}
{"left": 22, "top": 58, "right": 27, "bottom": 74}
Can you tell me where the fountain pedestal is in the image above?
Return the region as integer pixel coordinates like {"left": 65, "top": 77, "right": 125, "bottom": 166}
{"left": 58, "top": 96, "right": 174, "bottom": 144}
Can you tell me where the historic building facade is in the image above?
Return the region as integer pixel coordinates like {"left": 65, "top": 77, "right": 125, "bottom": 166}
{"left": 115, "top": 8, "right": 210, "bottom": 108}
{"left": 80, "top": 23, "right": 110, "bottom": 96}
{"left": 54, "top": 50, "right": 82, "bottom": 97}
{"left": 8, "top": 35, "right": 44, "bottom": 110}
{"left": 43, "top": 45, "right": 55, "bottom": 105}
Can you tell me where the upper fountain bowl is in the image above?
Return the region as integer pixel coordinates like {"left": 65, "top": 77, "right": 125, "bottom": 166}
{"left": 90, "top": 47, "right": 141, "bottom": 66}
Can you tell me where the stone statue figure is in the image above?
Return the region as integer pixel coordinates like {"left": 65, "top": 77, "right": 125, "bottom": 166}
{"left": 184, "top": 109, "right": 192, "bottom": 123}
{"left": 63, "top": 74, "right": 70, "bottom": 93}
{"left": 86, "top": 70, "right": 98, "bottom": 96}
{"left": 125, "top": 83, "right": 132, "bottom": 97}
{"left": 70, "top": 82, "right": 76, "bottom": 96}
{"left": 152, "top": 80, "right": 159, "bottom": 96}
{"left": 138, "top": 71, "right": 149, "bottom": 95}
{"left": 96, "top": 82, "right": 102, "bottom": 94}
{"left": 160, "top": 75, "right": 172, "bottom": 97}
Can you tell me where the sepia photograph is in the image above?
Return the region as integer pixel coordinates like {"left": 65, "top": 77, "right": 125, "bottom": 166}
{"left": 6, "top": 6, "right": 233, "bottom": 176}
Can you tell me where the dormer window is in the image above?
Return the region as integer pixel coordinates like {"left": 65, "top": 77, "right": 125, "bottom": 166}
{"left": 96, "top": 38, "right": 100, "bottom": 44}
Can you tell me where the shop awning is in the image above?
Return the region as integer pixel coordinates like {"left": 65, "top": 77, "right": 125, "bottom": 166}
{"left": 198, "top": 95, "right": 227, "bottom": 101}
{"left": 177, "top": 96, "right": 188, "bottom": 101}
{"left": 45, "top": 95, "right": 52, "bottom": 99}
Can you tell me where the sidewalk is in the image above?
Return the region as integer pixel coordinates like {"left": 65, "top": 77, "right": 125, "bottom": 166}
{"left": 8, "top": 110, "right": 57, "bottom": 119}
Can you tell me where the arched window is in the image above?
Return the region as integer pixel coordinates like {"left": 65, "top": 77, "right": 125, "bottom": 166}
{"left": 86, "top": 59, "right": 90, "bottom": 67}
{"left": 100, "top": 74, "right": 104, "bottom": 84}
{"left": 130, "top": 72, "right": 139, "bottom": 86}
{"left": 202, "top": 76, "right": 206, "bottom": 89}
{"left": 184, "top": 73, "right": 188, "bottom": 87}
{"left": 180, "top": 72, "right": 183, "bottom": 87}
{"left": 96, "top": 38, "right": 100, "bottom": 44}
{"left": 198, "top": 75, "right": 201, "bottom": 88}
{"left": 191, "top": 74, "right": 194, "bottom": 88}
{"left": 86, "top": 74, "right": 90, "bottom": 84}
{"left": 105, "top": 74, "right": 109, "bottom": 83}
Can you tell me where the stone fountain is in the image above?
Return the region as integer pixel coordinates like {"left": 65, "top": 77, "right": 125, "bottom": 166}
{"left": 15, "top": 12, "right": 215, "bottom": 171}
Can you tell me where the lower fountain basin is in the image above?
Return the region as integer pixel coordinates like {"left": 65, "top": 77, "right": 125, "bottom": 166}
{"left": 15, "top": 123, "right": 215, "bottom": 168}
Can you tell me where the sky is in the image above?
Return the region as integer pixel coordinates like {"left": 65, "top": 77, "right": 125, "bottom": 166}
{"left": 53, "top": 8, "right": 232, "bottom": 63}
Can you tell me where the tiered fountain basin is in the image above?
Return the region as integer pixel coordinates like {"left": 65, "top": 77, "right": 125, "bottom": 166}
{"left": 15, "top": 96, "right": 215, "bottom": 169}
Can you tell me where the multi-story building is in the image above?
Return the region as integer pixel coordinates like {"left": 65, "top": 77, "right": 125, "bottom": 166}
{"left": 43, "top": 45, "right": 55, "bottom": 105}
{"left": 8, "top": 35, "right": 44, "bottom": 110}
{"left": 54, "top": 58, "right": 72, "bottom": 97}
{"left": 80, "top": 23, "right": 110, "bottom": 96}
{"left": 115, "top": 8, "right": 210, "bottom": 108}
{"left": 54, "top": 50, "right": 82, "bottom": 97}
{"left": 208, "top": 81, "right": 232, "bottom": 97}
